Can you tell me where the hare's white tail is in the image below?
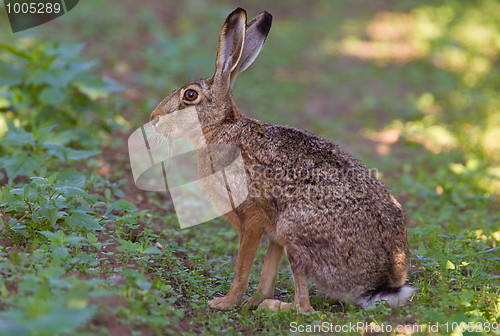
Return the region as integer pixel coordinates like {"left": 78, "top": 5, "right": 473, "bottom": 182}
{"left": 358, "top": 285, "right": 414, "bottom": 308}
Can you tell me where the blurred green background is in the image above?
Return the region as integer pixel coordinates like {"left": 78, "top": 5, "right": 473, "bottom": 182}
{"left": 0, "top": 0, "right": 499, "bottom": 335}
{"left": 3, "top": 0, "right": 500, "bottom": 191}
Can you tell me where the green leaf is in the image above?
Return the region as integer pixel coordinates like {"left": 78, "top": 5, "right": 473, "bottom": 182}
{"left": 2, "top": 122, "right": 34, "bottom": 145}
{"left": 116, "top": 239, "right": 138, "bottom": 252}
{"left": 0, "top": 60, "right": 25, "bottom": 87}
{"left": 0, "top": 187, "right": 10, "bottom": 204}
{"left": 417, "top": 242, "right": 427, "bottom": 257}
{"left": 445, "top": 260, "right": 455, "bottom": 270}
{"left": 0, "top": 153, "right": 42, "bottom": 180}
{"left": 477, "top": 246, "right": 500, "bottom": 254}
{"left": 69, "top": 61, "right": 95, "bottom": 73}
{"left": 104, "top": 203, "right": 114, "bottom": 216}
{"left": 0, "top": 43, "right": 31, "bottom": 59}
{"left": 73, "top": 82, "right": 108, "bottom": 101}
{"left": 86, "top": 232, "right": 98, "bottom": 244}
{"left": 114, "top": 189, "right": 125, "bottom": 198}
{"left": 73, "top": 77, "right": 125, "bottom": 101}
{"left": 53, "top": 186, "right": 88, "bottom": 199}
{"left": 23, "top": 184, "right": 30, "bottom": 198}
{"left": 54, "top": 169, "right": 85, "bottom": 188}
{"left": 65, "top": 149, "right": 100, "bottom": 161}
{"left": 135, "top": 281, "right": 151, "bottom": 291}
{"left": 39, "top": 87, "right": 65, "bottom": 106}
{"left": 40, "top": 230, "right": 65, "bottom": 245}
{"left": 65, "top": 282, "right": 89, "bottom": 309}
{"left": 33, "top": 124, "right": 57, "bottom": 142}
{"left": 29, "top": 67, "right": 77, "bottom": 88}
{"left": 0, "top": 92, "right": 11, "bottom": 109}
{"left": 43, "top": 143, "right": 69, "bottom": 161}
{"left": 66, "top": 235, "right": 85, "bottom": 246}
{"left": 65, "top": 211, "right": 102, "bottom": 231}
{"left": 112, "top": 199, "right": 135, "bottom": 211}
{"left": 47, "top": 172, "right": 58, "bottom": 184}
{"left": 143, "top": 247, "right": 162, "bottom": 255}
{"left": 39, "top": 204, "right": 59, "bottom": 227}
{"left": 48, "top": 43, "right": 85, "bottom": 60}
{"left": 44, "top": 142, "right": 99, "bottom": 163}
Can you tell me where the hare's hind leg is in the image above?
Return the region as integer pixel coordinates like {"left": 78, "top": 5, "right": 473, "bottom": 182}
{"left": 258, "top": 252, "right": 314, "bottom": 313}
{"left": 243, "top": 240, "right": 283, "bottom": 308}
{"left": 289, "top": 266, "right": 314, "bottom": 312}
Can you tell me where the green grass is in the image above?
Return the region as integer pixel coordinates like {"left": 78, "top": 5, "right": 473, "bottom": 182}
{"left": 0, "top": 0, "right": 499, "bottom": 335}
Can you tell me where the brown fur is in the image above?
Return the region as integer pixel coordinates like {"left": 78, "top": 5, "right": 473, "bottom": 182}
{"left": 150, "top": 8, "right": 412, "bottom": 312}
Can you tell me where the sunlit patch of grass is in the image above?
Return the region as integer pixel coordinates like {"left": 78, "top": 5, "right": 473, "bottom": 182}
{"left": 332, "top": 1, "right": 500, "bottom": 198}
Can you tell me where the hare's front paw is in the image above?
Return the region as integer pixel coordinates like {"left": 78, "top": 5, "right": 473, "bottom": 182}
{"left": 242, "top": 296, "right": 264, "bottom": 309}
{"left": 208, "top": 296, "right": 239, "bottom": 311}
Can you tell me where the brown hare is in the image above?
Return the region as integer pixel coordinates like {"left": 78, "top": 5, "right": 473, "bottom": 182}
{"left": 150, "top": 7, "right": 413, "bottom": 312}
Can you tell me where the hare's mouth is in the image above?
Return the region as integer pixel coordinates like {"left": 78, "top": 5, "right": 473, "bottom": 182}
{"left": 150, "top": 117, "right": 164, "bottom": 136}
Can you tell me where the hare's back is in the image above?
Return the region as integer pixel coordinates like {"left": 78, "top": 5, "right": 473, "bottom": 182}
{"left": 237, "top": 121, "right": 405, "bottom": 231}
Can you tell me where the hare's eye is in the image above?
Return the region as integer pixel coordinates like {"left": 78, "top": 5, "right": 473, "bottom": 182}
{"left": 184, "top": 89, "right": 198, "bottom": 102}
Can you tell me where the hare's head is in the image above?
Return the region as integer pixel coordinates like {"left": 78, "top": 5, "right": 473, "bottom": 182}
{"left": 150, "top": 8, "right": 272, "bottom": 139}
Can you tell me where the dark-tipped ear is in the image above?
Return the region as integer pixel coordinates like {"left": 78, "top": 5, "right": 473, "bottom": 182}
{"left": 230, "top": 11, "right": 272, "bottom": 85}
{"left": 214, "top": 8, "right": 247, "bottom": 90}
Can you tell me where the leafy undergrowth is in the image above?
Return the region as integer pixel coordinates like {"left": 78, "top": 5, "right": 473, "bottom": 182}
{"left": 0, "top": 1, "right": 500, "bottom": 335}
{"left": 1, "top": 155, "right": 498, "bottom": 335}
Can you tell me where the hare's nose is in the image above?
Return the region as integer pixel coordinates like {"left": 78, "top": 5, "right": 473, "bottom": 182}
{"left": 150, "top": 109, "right": 160, "bottom": 122}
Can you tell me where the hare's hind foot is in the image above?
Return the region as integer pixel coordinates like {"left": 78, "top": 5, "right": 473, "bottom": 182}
{"left": 251, "top": 245, "right": 315, "bottom": 313}
{"left": 257, "top": 299, "right": 314, "bottom": 313}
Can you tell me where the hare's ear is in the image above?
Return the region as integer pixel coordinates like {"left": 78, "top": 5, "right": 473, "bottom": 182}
{"left": 214, "top": 8, "right": 247, "bottom": 90}
{"left": 230, "top": 11, "right": 272, "bottom": 84}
